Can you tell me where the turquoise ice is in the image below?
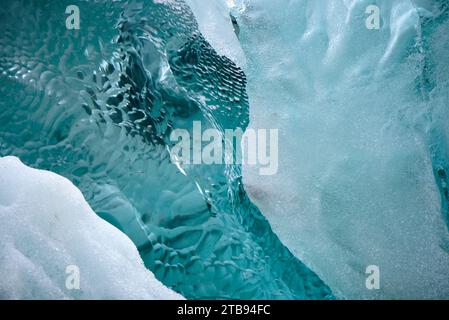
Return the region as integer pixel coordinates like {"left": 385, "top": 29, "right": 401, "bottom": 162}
{"left": 2, "top": 0, "right": 448, "bottom": 300}
{"left": 0, "top": 0, "right": 331, "bottom": 299}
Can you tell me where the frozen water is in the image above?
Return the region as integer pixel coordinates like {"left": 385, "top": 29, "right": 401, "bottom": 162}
{"left": 0, "top": 156, "right": 184, "bottom": 300}
{"left": 235, "top": 0, "right": 449, "bottom": 299}
{"left": 0, "top": 0, "right": 331, "bottom": 299}
{"left": 184, "top": 0, "right": 246, "bottom": 68}
{"left": 2, "top": 0, "right": 448, "bottom": 300}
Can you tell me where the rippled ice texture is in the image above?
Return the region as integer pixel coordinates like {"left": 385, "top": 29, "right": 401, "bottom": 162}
{"left": 0, "top": 0, "right": 331, "bottom": 299}
{"left": 230, "top": 0, "right": 449, "bottom": 299}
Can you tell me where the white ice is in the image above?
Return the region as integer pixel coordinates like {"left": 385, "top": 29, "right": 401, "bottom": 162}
{"left": 0, "top": 156, "right": 184, "bottom": 300}
{"left": 188, "top": 0, "right": 449, "bottom": 299}
{"left": 238, "top": 0, "right": 449, "bottom": 299}
{"left": 184, "top": 0, "right": 246, "bottom": 69}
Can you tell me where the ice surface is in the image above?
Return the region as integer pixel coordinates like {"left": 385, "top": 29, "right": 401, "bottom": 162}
{"left": 0, "top": 156, "right": 184, "bottom": 300}
{"left": 230, "top": 0, "right": 449, "bottom": 299}
{"left": 0, "top": 0, "right": 331, "bottom": 299}
{"left": 184, "top": 0, "right": 246, "bottom": 68}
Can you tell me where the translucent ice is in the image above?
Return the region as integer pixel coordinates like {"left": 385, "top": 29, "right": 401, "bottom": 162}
{"left": 0, "top": 0, "right": 331, "bottom": 299}
{"left": 184, "top": 0, "right": 246, "bottom": 68}
{"left": 234, "top": 0, "right": 449, "bottom": 299}
{"left": 0, "top": 156, "right": 184, "bottom": 300}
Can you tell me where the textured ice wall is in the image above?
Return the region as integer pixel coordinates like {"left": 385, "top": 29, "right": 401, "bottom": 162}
{"left": 231, "top": 0, "right": 449, "bottom": 299}
{"left": 0, "top": 156, "right": 184, "bottom": 299}
{"left": 0, "top": 0, "right": 331, "bottom": 299}
{"left": 184, "top": 0, "right": 246, "bottom": 68}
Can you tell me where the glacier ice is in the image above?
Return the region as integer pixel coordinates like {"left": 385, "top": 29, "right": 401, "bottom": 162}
{"left": 0, "top": 0, "right": 331, "bottom": 299}
{"left": 184, "top": 0, "right": 247, "bottom": 68}
{"left": 2, "top": 0, "right": 448, "bottom": 300}
{"left": 228, "top": 0, "right": 449, "bottom": 299}
{"left": 0, "top": 156, "right": 184, "bottom": 300}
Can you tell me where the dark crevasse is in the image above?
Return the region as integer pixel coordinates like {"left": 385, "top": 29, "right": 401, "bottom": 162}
{"left": 0, "top": 0, "right": 332, "bottom": 299}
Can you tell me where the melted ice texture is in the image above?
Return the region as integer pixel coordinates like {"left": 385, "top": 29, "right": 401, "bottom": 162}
{"left": 0, "top": 156, "right": 183, "bottom": 299}
{"left": 0, "top": 0, "right": 331, "bottom": 299}
{"left": 184, "top": 0, "right": 246, "bottom": 68}
{"left": 211, "top": 0, "right": 449, "bottom": 299}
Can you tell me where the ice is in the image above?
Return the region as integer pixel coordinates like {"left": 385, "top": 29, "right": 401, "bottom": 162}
{"left": 231, "top": 0, "right": 449, "bottom": 299}
{"left": 184, "top": 0, "right": 246, "bottom": 68}
{"left": 0, "top": 0, "right": 332, "bottom": 299}
{"left": 0, "top": 156, "right": 184, "bottom": 300}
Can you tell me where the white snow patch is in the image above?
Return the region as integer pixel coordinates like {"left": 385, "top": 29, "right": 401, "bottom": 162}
{"left": 0, "top": 156, "right": 184, "bottom": 300}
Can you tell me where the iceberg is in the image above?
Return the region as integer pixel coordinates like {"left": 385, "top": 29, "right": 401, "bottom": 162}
{"left": 228, "top": 0, "right": 449, "bottom": 299}
{"left": 0, "top": 156, "right": 183, "bottom": 300}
